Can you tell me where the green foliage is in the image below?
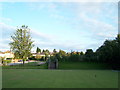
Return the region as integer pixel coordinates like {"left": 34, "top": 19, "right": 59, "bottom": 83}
{"left": 53, "top": 49, "right": 57, "bottom": 55}
{"left": 36, "top": 47, "right": 41, "bottom": 53}
{"left": 9, "top": 25, "right": 34, "bottom": 64}
{"left": 50, "top": 56, "right": 56, "bottom": 61}
{"left": 29, "top": 56, "right": 36, "bottom": 60}
{"left": 53, "top": 50, "right": 85, "bottom": 62}
{"left": 40, "top": 57, "right": 45, "bottom": 61}
{"left": 6, "top": 58, "right": 12, "bottom": 60}
{"left": 44, "top": 49, "right": 50, "bottom": 57}
{"left": 69, "top": 52, "right": 79, "bottom": 62}
{"left": 42, "top": 49, "right": 45, "bottom": 53}
{"left": 45, "top": 49, "right": 50, "bottom": 54}
{"left": 50, "top": 34, "right": 120, "bottom": 70}
{"left": 80, "top": 51, "right": 84, "bottom": 55}
{"left": 2, "top": 60, "right": 11, "bottom": 65}
{"left": 55, "top": 50, "right": 67, "bottom": 62}
{"left": 85, "top": 49, "right": 96, "bottom": 62}
{"left": 96, "top": 34, "right": 120, "bottom": 69}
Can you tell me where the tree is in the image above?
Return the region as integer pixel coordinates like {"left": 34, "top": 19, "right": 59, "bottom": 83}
{"left": 42, "top": 49, "right": 45, "bottom": 53}
{"left": 53, "top": 49, "right": 57, "bottom": 56}
{"left": 36, "top": 47, "right": 41, "bottom": 53}
{"left": 56, "top": 50, "right": 66, "bottom": 62}
{"left": 96, "top": 34, "right": 120, "bottom": 69}
{"left": 85, "top": 49, "right": 94, "bottom": 62}
{"left": 53, "top": 49, "right": 57, "bottom": 54}
{"left": 59, "top": 50, "right": 66, "bottom": 56}
{"left": 68, "top": 51, "right": 78, "bottom": 62}
{"left": 0, "top": 57, "right": 5, "bottom": 65}
{"left": 96, "top": 40, "right": 116, "bottom": 63}
{"left": 45, "top": 49, "right": 50, "bottom": 54}
{"left": 44, "top": 49, "right": 50, "bottom": 60}
{"left": 9, "top": 25, "right": 34, "bottom": 64}
{"left": 115, "top": 34, "right": 120, "bottom": 64}
{"left": 80, "top": 51, "right": 84, "bottom": 55}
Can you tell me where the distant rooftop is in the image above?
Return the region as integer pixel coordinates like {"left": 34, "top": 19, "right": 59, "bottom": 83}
{"left": 0, "top": 51, "right": 13, "bottom": 54}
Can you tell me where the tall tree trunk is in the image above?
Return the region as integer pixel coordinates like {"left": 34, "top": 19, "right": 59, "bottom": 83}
{"left": 23, "top": 59, "right": 25, "bottom": 65}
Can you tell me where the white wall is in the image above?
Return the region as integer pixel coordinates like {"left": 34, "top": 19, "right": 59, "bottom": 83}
{"left": 0, "top": 53, "right": 14, "bottom": 60}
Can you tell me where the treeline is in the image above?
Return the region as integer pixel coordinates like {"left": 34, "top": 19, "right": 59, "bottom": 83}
{"left": 34, "top": 34, "right": 120, "bottom": 69}
{"left": 29, "top": 47, "right": 51, "bottom": 60}
{"left": 51, "top": 49, "right": 97, "bottom": 62}
{"left": 51, "top": 34, "right": 120, "bottom": 70}
{"left": 36, "top": 47, "right": 50, "bottom": 55}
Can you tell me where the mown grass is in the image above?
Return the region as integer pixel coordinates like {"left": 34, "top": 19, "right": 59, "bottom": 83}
{"left": 2, "top": 61, "right": 111, "bottom": 70}
{"left": 2, "top": 69, "right": 118, "bottom": 88}
{"left": 58, "top": 61, "right": 111, "bottom": 70}
{"left": 2, "top": 62, "right": 47, "bottom": 69}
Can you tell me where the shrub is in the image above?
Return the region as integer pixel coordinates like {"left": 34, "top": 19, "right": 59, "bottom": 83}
{"left": 6, "top": 58, "right": 12, "bottom": 60}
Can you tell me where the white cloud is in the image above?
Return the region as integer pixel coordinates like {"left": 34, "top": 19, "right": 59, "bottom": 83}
{"left": 75, "top": 2, "right": 117, "bottom": 19}
{"left": 0, "top": 43, "right": 10, "bottom": 51}
{"left": 0, "top": 0, "right": 119, "bottom": 2}
{"left": 31, "top": 29, "right": 55, "bottom": 41}
{"left": 0, "top": 17, "right": 12, "bottom": 22}
{"left": 27, "top": 2, "right": 58, "bottom": 12}
{"left": 97, "top": 33, "right": 116, "bottom": 38}
{"left": 0, "top": 38, "right": 12, "bottom": 42}
{"left": 33, "top": 37, "right": 89, "bottom": 52}
{"left": 71, "top": 2, "right": 118, "bottom": 39}
{"left": 83, "top": 14, "right": 117, "bottom": 38}
{"left": 0, "top": 2, "right": 118, "bottom": 52}
{"left": 0, "top": 22, "right": 15, "bottom": 31}
{"left": 0, "top": 3, "right": 2, "bottom": 12}
{"left": 0, "top": 22, "right": 88, "bottom": 52}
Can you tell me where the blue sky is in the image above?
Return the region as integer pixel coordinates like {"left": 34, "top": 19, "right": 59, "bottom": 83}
{"left": 0, "top": 1, "right": 118, "bottom": 52}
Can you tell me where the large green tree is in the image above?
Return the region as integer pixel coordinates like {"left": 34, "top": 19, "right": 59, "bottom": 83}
{"left": 56, "top": 50, "right": 66, "bottom": 61}
{"left": 96, "top": 34, "right": 120, "bottom": 69}
{"left": 85, "top": 49, "right": 94, "bottom": 62}
{"left": 9, "top": 25, "right": 34, "bottom": 64}
{"left": 36, "top": 47, "right": 41, "bottom": 53}
{"left": 53, "top": 49, "right": 57, "bottom": 53}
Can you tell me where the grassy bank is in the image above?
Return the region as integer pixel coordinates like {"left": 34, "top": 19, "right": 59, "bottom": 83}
{"left": 2, "top": 62, "right": 47, "bottom": 69}
{"left": 2, "top": 61, "right": 112, "bottom": 70}
{"left": 58, "top": 61, "right": 111, "bottom": 70}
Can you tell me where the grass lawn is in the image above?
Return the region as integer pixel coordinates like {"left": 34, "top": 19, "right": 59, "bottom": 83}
{"left": 58, "top": 61, "right": 111, "bottom": 70}
{"left": 2, "top": 61, "right": 112, "bottom": 70}
{"left": 2, "top": 69, "right": 118, "bottom": 88}
{"left": 2, "top": 62, "right": 47, "bottom": 69}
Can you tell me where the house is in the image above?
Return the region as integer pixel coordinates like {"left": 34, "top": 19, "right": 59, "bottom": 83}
{"left": 32, "top": 53, "right": 46, "bottom": 57}
{"left": 32, "top": 53, "right": 46, "bottom": 59}
{"left": 32, "top": 52, "right": 52, "bottom": 59}
{"left": 0, "top": 51, "right": 14, "bottom": 60}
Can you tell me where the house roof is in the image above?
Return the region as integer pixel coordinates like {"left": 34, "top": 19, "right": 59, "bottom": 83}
{"left": 32, "top": 53, "right": 45, "bottom": 55}
{"left": 32, "top": 52, "right": 53, "bottom": 55}
{"left": 4, "top": 51, "right": 11, "bottom": 53}
{"left": 0, "top": 51, "right": 13, "bottom": 54}
{"left": 0, "top": 51, "right": 4, "bottom": 54}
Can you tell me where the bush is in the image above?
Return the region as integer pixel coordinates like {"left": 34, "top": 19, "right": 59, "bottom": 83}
{"left": 2, "top": 60, "right": 11, "bottom": 65}
{"left": 29, "top": 56, "right": 36, "bottom": 60}
{"left": 40, "top": 57, "right": 45, "bottom": 61}
{"left": 4, "top": 60, "right": 11, "bottom": 63}
{"left": 6, "top": 58, "right": 12, "bottom": 60}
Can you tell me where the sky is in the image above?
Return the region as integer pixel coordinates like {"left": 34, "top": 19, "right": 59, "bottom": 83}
{"left": 0, "top": 0, "right": 118, "bottom": 53}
